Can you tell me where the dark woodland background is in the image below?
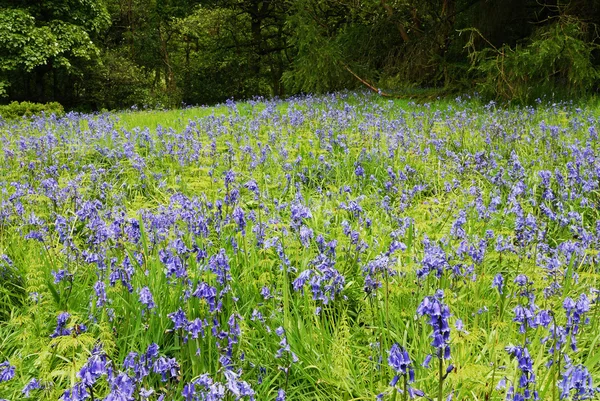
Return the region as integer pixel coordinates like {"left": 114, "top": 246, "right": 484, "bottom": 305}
{"left": 1, "top": 0, "right": 600, "bottom": 109}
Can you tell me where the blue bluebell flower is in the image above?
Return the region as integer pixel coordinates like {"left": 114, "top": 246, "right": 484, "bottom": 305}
{"left": 51, "top": 312, "right": 72, "bottom": 338}
{"left": 388, "top": 343, "right": 414, "bottom": 385}
{"left": 559, "top": 364, "right": 599, "bottom": 400}
{"left": 138, "top": 286, "right": 156, "bottom": 310}
{"left": 0, "top": 361, "right": 15, "bottom": 382}
{"left": 417, "top": 290, "right": 451, "bottom": 360}
{"left": 22, "top": 378, "right": 42, "bottom": 397}
{"left": 493, "top": 273, "right": 504, "bottom": 294}
{"left": 505, "top": 345, "right": 538, "bottom": 400}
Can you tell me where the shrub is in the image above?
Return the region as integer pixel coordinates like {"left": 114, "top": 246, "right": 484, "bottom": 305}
{"left": 80, "top": 50, "right": 162, "bottom": 110}
{"left": 463, "top": 15, "right": 600, "bottom": 103}
{"left": 0, "top": 101, "right": 65, "bottom": 120}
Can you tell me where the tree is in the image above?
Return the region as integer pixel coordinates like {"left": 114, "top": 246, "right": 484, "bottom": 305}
{"left": 0, "top": 0, "right": 110, "bottom": 102}
{"left": 175, "top": 0, "right": 290, "bottom": 104}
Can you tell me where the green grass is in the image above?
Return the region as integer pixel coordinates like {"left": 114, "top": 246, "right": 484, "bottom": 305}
{"left": 0, "top": 93, "right": 599, "bottom": 400}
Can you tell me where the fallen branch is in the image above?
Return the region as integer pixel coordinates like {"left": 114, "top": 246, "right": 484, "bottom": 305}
{"left": 339, "top": 61, "right": 394, "bottom": 97}
{"left": 340, "top": 61, "right": 452, "bottom": 100}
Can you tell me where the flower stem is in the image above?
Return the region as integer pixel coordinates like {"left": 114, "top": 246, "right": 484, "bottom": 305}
{"left": 438, "top": 356, "right": 444, "bottom": 401}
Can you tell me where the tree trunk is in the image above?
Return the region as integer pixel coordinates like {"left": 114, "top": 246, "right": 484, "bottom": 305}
{"left": 381, "top": 0, "right": 410, "bottom": 42}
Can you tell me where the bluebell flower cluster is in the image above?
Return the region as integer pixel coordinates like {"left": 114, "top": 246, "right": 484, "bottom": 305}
{"left": 292, "top": 236, "right": 345, "bottom": 310}
{"left": 21, "top": 378, "right": 42, "bottom": 397}
{"left": 503, "top": 345, "right": 538, "bottom": 401}
{"left": 559, "top": 364, "right": 599, "bottom": 400}
{"left": 2, "top": 94, "right": 600, "bottom": 400}
{"left": 51, "top": 312, "right": 74, "bottom": 338}
{"left": 417, "top": 290, "right": 451, "bottom": 360}
{"left": 387, "top": 344, "right": 424, "bottom": 398}
{"left": 493, "top": 273, "right": 505, "bottom": 294}
{"left": 362, "top": 254, "right": 397, "bottom": 295}
{"left": 138, "top": 286, "right": 156, "bottom": 311}
{"left": 275, "top": 327, "right": 298, "bottom": 364}
{"left": 0, "top": 362, "right": 15, "bottom": 383}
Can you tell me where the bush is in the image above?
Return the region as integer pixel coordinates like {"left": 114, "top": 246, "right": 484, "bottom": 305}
{"left": 464, "top": 15, "right": 600, "bottom": 103}
{"left": 80, "top": 50, "right": 162, "bottom": 110}
{"left": 0, "top": 101, "right": 65, "bottom": 120}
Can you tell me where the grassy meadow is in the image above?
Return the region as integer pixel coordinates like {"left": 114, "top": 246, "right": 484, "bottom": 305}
{"left": 0, "top": 93, "right": 600, "bottom": 400}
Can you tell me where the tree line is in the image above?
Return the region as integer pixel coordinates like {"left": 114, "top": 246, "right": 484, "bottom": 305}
{"left": 1, "top": 0, "right": 599, "bottom": 110}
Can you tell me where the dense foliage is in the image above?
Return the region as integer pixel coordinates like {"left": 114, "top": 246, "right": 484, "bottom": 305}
{"left": 1, "top": 93, "right": 600, "bottom": 400}
{"left": 0, "top": 101, "right": 64, "bottom": 120}
{"left": 1, "top": 0, "right": 600, "bottom": 109}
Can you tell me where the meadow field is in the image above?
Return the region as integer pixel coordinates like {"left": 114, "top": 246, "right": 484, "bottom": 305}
{"left": 1, "top": 93, "right": 600, "bottom": 400}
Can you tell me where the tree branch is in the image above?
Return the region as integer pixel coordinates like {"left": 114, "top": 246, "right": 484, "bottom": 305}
{"left": 339, "top": 61, "right": 393, "bottom": 97}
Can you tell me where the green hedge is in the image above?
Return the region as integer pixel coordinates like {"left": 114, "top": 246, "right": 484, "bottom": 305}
{"left": 0, "top": 101, "right": 65, "bottom": 120}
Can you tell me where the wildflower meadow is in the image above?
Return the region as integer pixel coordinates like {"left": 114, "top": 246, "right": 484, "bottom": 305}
{"left": 1, "top": 93, "right": 600, "bottom": 401}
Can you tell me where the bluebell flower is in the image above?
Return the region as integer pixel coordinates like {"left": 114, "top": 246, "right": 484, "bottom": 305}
{"left": 0, "top": 361, "right": 15, "bottom": 382}
{"left": 25, "top": 230, "right": 45, "bottom": 242}
{"left": 224, "top": 370, "right": 255, "bottom": 399}
{"left": 354, "top": 164, "right": 365, "bottom": 178}
{"left": 388, "top": 344, "right": 415, "bottom": 385}
{"left": 182, "top": 382, "right": 196, "bottom": 401}
{"left": 422, "top": 354, "right": 433, "bottom": 368}
{"left": 232, "top": 207, "right": 246, "bottom": 234}
{"left": 418, "top": 238, "right": 449, "bottom": 279}
{"left": 275, "top": 326, "right": 299, "bottom": 363}
{"left": 514, "top": 274, "right": 533, "bottom": 297}
{"left": 534, "top": 310, "right": 552, "bottom": 328}
{"left": 299, "top": 225, "right": 313, "bottom": 248}
{"left": 455, "top": 319, "right": 468, "bottom": 334}
{"left": 22, "top": 378, "right": 42, "bottom": 397}
{"left": 468, "top": 239, "right": 487, "bottom": 264}
{"left": 362, "top": 254, "right": 396, "bottom": 295}
{"left": 260, "top": 286, "right": 272, "bottom": 300}
{"left": 559, "top": 364, "right": 599, "bottom": 400}
{"left": 52, "top": 269, "right": 71, "bottom": 284}
{"left": 123, "top": 352, "right": 138, "bottom": 371}
{"left": 153, "top": 356, "right": 179, "bottom": 382}
{"left": 193, "top": 282, "right": 218, "bottom": 312}
{"left": 244, "top": 180, "right": 260, "bottom": 200}
{"left": 450, "top": 209, "right": 467, "bottom": 239}
{"left": 105, "top": 372, "right": 136, "bottom": 400}
{"left": 138, "top": 286, "right": 156, "bottom": 310}
{"left": 224, "top": 170, "right": 236, "bottom": 187}
{"left": 492, "top": 273, "right": 504, "bottom": 294}
{"left": 505, "top": 345, "right": 537, "bottom": 400}
{"left": 563, "top": 294, "right": 590, "bottom": 351}
{"left": 417, "top": 290, "right": 451, "bottom": 360}
{"left": 187, "top": 318, "right": 205, "bottom": 339}
{"left": 190, "top": 373, "right": 225, "bottom": 399}
{"left": 513, "top": 303, "right": 537, "bottom": 334}
{"left": 168, "top": 308, "right": 188, "bottom": 330}
{"left": 146, "top": 343, "right": 160, "bottom": 360}
{"left": 78, "top": 352, "right": 108, "bottom": 387}
{"left": 159, "top": 249, "right": 187, "bottom": 280}
{"left": 140, "top": 388, "right": 154, "bottom": 400}
{"left": 208, "top": 249, "right": 231, "bottom": 285}
{"left": 539, "top": 170, "right": 552, "bottom": 187}
{"left": 339, "top": 199, "right": 363, "bottom": 218}
{"left": 293, "top": 252, "right": 345, "bottom": 308}
{"left": 51, "top": 312, "right": 72, "bottom": 338}
{"left": 290, "top": 202, "right": 312, "bottom": 229}
{"left": 93, "top": 281, "right": 107, "bottom": 307}
{"left": 60, "top": 382, "right": 89, "bottom": 401}
{"left": 564, "top": 294, "right": 590, "bottom": 336}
